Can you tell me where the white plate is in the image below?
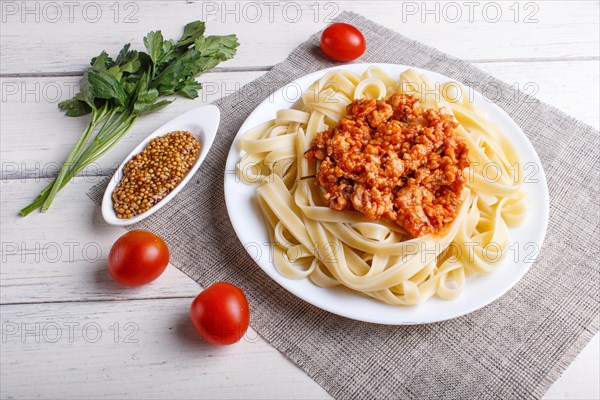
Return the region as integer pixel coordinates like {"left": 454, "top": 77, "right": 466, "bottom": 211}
{"left": 224, "top": 64, "right": 549, "bottom": 325}
{"left": 102, "top": 105, "right": 220, "bottom": 226}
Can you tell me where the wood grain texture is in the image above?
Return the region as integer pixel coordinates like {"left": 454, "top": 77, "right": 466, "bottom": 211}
{"left": 1, "top": 177, "right": 200, "bottom": 304}
{"left": 1, "top": 1, "right": 598, "bottom": 75}
{"left": 1, "top": 71, "right": 263, "bottom": 180}
{"left": 544, "top": 334, "right": 600, "bottom": 400}
{"left": 2, "top": 61, "right": 598, "bottom": 180}
{"left": 0, "top": 299, "right": 330, "bottom": 399}
{"left": 1, "top": 1, "right": 598, "bottom": 398}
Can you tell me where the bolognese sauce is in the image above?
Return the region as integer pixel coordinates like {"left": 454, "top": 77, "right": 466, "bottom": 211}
{"left": 305, "top": 93, "right": 469, "bottom": 237}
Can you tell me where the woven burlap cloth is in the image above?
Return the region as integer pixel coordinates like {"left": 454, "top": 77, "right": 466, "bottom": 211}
{"left": 89, "top": 12, "right": 599, "bottom": 399}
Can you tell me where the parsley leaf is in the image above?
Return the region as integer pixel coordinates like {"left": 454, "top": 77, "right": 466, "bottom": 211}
{"left": 21, "top": 21, "right": 238, "bottom": 216}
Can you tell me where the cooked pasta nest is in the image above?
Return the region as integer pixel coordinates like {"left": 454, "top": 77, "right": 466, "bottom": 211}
{"left": 237, "top": 67, "right": 528, "bottom": 305}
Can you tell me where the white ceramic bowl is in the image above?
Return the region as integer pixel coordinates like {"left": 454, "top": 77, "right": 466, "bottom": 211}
{"left": 102, "top": 104, "right": 220, "bottom": 226}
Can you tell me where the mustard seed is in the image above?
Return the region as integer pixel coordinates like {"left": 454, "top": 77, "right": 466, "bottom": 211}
{"left": 112, "top": 130, "right": 201, "bottom": 219}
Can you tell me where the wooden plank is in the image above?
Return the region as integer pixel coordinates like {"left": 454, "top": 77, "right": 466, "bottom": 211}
{"left": 2, "top": 61, "right": 598, "bottom": 180}
{"left": 1, "top": 1, "right": 598, "bottom": 398}
{"left": 1, "top": 177, "right": 200, "bottom": 304}
{"left": 479, "top": 61, "right": 600, "bottom": 126}
{"left": 2, "top": 60, "right": 598, "bottom": 304}
{"left": 545, "top": 334, "right": 600, "bottom": 399}
{"left": 1, "top": 1, "right": 598, "bottom": 75}
{"left": 0, "top": 298, "right": 330, "bottom": 399}
{"left": 3, "top": 180, "right": 596, "bottom": 400}
{"left": 0, "top": 298, "right": 597, "bottom": 399}
{"left": 1, "top": 70, "right": 264, "bottom": 180}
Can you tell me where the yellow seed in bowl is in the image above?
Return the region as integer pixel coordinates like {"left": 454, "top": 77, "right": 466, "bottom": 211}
{"left": 112, "top": 130, "right": 201, "bottom": 219}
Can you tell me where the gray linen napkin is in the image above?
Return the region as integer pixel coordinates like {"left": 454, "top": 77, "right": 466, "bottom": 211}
{"left": 89, "top": 11, "right": 599, "bottom": 399}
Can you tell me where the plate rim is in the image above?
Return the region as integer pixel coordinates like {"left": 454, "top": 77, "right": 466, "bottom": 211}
{"left": 223, "top": 63, "right": 550, "bottom": 325}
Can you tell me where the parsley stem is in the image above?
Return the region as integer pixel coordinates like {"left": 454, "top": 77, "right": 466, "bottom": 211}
{"left": 39, "top": 111, "right": 137, "bottom": 213}
{"left": 20, "top": 21, "right": 239, "bottom": 216}
{"left": 40, "top": 103, "right": 111, "bottom": 212}
{"left": 19, "top": 114, "right": 138, "bottom": 216}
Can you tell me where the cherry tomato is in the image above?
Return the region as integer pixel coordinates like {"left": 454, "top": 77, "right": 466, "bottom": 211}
{"left": 320, "top": 23, "right": 366, "bottom": 62}
{"left": 190, "top": 282, "right": 250, "bottom": 345}
{"left": 108, "top": 230, "right": 169, "bottom": 287}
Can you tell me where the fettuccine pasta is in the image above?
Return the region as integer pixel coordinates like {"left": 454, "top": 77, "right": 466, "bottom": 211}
{"left": 236, "top": 67, "right": 528, "bottom": 305}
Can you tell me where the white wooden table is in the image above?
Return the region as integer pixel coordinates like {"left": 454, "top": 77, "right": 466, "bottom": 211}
{"left": 1, "top": 1, "right": 598, "bottom": 398}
